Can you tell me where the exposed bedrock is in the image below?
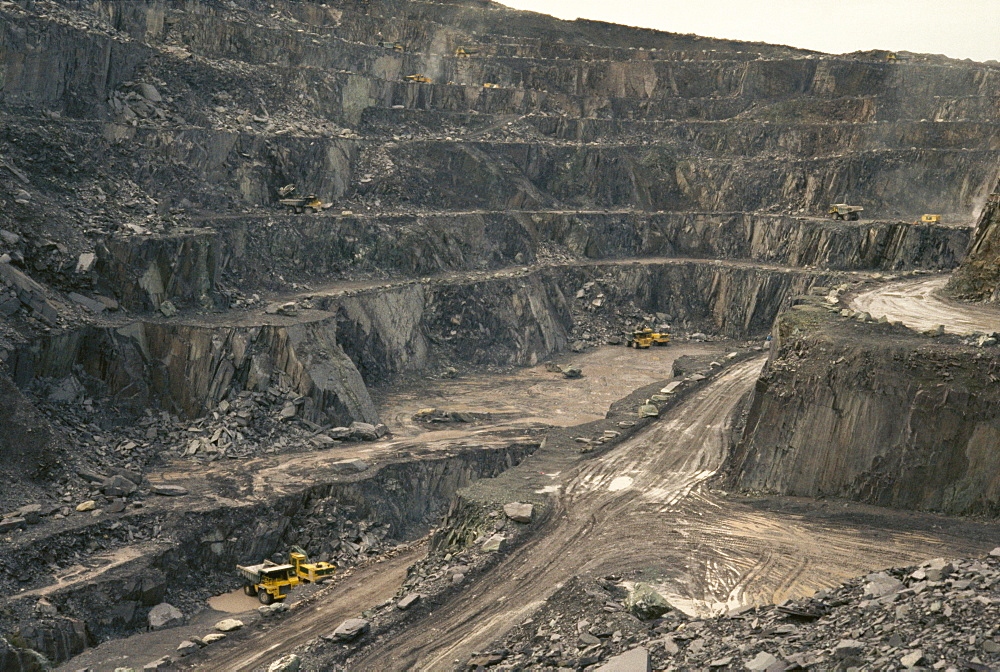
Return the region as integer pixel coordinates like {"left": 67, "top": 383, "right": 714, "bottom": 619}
{"left": 948, "top": 178, "right": 1000, "bottom": 301}
{"left": 0, "top": 371, "right": 63, "bottom": 485}
{"left": 0, "top": 444, "right": 532, "bottom": 661}
{"left": 7, "top": 315, "right": 378, "bottom": 426}
{"left": 6, "top": 261, "right": 834, "bottom": 421}
{"left": 371, "top": 141, "right": 998, "bottom": 215}
{"left": 727, "top": 308, "right": 1000, "bottom": 516}
{"left": 93, "top": 212, "right": 965, "bottom": 311}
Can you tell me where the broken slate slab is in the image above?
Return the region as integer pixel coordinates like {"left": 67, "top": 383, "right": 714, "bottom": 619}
{"left": 745, "top": 651, "right": 780, "bottom": 671}
{"left": 396, "top": 593, "right": 421, "bottom": 610}
{"left": 101, "top": 474, "right": 138, "bottom": 497}
{"left": 503, "top": 502, "right": 534, "bottom": 523}
{"left": 864, "top": 572, "right": 903, "bottom": 598}
{"left": 595, "top": 646, "right": 651, "bottom": 672}
{"left": 834, "top": 639, "right": 865, "bottom": 659}
{"left": 332, "top": 459, "right": 369, "bottom": 474}
{"left": 151, "top": 485, "right": 188, "bottom": 496}
{"left": 0, "top": 517, "right": 25, "bottom": 533}
{"left": 329, "top": 618, "right": 369, "bottom": 641}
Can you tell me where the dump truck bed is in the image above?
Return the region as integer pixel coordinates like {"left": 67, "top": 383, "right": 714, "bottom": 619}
{"left": 237, "top": 563, "right": 294, "bottom": 583}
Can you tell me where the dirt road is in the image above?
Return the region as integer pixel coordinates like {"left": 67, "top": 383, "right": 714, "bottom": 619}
{"left": 186, "top": 544, "right": 426, "bottom": 671}
{"left": 851, "top": 275, "right": 1000, "bottom": 335}
{"left": 345, "top": 355, "right": 1000, "bottom": 671}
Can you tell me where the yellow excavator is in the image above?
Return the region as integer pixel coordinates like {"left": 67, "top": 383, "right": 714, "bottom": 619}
{"left": 379, "top": 41, "right": 405, "bottom": 52}
{"left": 404, "top": 74, "right": 432, "bottom": 83}
{"left": 238, "top": 547, "right": 336, "bottom": 604}
{"left": 918, "top": 214, "right": 942, "bottom": 224}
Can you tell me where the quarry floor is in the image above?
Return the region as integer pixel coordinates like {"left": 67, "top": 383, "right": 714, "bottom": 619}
{"left": 57, "top": 278, "right": 1000, "bottom": 670}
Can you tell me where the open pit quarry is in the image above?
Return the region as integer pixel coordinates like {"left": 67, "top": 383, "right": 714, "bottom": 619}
{"left": 1, "top": 1, "right": 1000, "bottom": 671}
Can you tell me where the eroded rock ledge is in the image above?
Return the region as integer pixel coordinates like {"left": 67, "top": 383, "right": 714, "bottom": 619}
{"left": 727, "top": 306, "right": 1000, "bottom": 515}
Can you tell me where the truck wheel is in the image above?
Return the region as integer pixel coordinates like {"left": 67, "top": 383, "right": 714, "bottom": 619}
{"left": 295, "top": 206, "right": 304, "bottom": 214}
{"left": 244, "top": 584, "right": 258, "bottom": 597}
{"left": 305, "top": 206, "right": 315, "bottom": 214}
{"left": 259, "top": 590, "right": 275, "bottom": 605}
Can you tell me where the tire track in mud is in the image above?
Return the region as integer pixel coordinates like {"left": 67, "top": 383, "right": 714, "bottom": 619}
{"left": 346, "top": 345, "right": 1000, "bottom": 671}
{"left": 347, "top": 358, "right": 765, "bottom": 670}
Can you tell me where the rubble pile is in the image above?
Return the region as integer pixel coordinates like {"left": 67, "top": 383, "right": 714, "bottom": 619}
{"left": 483, "top": 551, "right": 1000, "bottom": 671}
{"left": 287, "top": 501, "right": 395, "bottom": 567}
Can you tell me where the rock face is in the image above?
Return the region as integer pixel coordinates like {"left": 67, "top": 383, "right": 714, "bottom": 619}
{"left": 0, "top": 373, "right": 61, "bottom": 486}
{"left": 489, "top": 553, "right": 1000, "bottom": 670}
{"left": 728, "top": 309, "right": 1000, "bottom": 515}
{"left": 949, "top": 180, "right": 1000, "bottom": 301}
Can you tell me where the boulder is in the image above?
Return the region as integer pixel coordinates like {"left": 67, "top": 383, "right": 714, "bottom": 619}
{"left": 330, "top": 618, "right": 369, "bottom": 641}
{"left": 176, "top": 640, "right": 198, "bottom": 656}
{"left": 101, "top": 475, "right": 138, "bottom": 497}
{"left": 76, "top": 500, "right": 96, "bottom": 512}
{"left": 214, "top": 618, "right": 244, "bottom": 632}
{"left": 922, "top": 558, "right": 954, "bottom": 581}
{"left": 900, "top": 650, "right": 923, "bottom": 668}
{"left": 201, "top": 633, "right": 226, "bottom": 644}
{"left": 18, "top": 504, "right": 43, "bottom": 524}
{"left": 863, "top": 572, "right": 903, "bottom": 597}
{"left": 148, "top": 603, "right": 184, "bottom": 630}
{"left": 625, "top": 583, "right": 671, "bottom": 620}
{"left": 348, "top": 422, "right": 379, "bottom": 441}
{"left": 159, "top": 300, "right": 178, "bottom": 317}
{"left": 481, "top": 534, "right": 505, "bottom": 552}
{"left": 144, "top": 656, "right": 173, "bottom": 671}
{"left": 137, "top": 83, "right": 162, "bottom": 102}
{"left": 503, "top": 502, "right": 534, "bottom": 524}
{"left": 638, "top": 402, "right": 658, "bottom": 418}
{"left": 595, "top": 646, "right": 651, "bottom": 672}
{"left": 267, "top": 654, "right": 301, "bottom": 672}
{"left": 833, "top": 639, "right": 864, "bottom": 659}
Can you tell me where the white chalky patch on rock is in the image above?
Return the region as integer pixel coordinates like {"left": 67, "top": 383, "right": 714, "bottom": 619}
{"left": 609, "top": 476, "right": 633, "bottom": 492}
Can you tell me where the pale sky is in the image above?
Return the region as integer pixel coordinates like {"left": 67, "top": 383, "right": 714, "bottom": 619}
{"left": 499, "top": 1, "right": 1000, "bottom": 63}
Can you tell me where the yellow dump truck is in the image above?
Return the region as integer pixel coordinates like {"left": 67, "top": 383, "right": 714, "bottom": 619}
{"left": 828, "top": 203, "right": 864, "bottom": 221}
{"left": 455, "top": 47, "right": 480, "bottom": 57}
{"left": 626, "top": 328, "right": 670, "bottom": 348}
{"left": 404, "top": 74, "right": 432, "bottom": 83}
{"left": 238, "top": 548, "right": 335, "bottom": 604}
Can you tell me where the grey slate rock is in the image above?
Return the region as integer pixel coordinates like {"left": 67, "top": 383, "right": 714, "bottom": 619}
{"left": 148, "top": 603, "right": 184, "bottom": 630}
{"left": 330, "top": 618, "right": 369, "bottom": 641}
{"left": 595, "top": 646, "right": 650, "bottom": 672}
